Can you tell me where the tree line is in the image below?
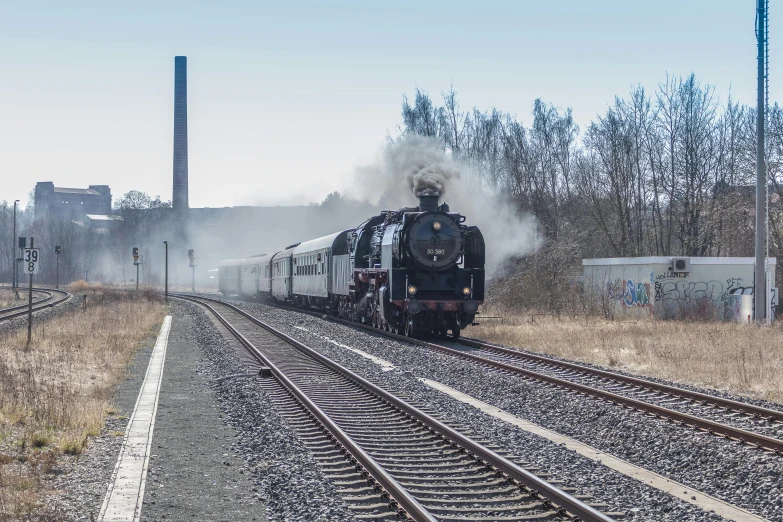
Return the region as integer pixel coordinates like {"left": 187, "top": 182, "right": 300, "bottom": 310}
{"left": 398, "top": 74, "right": 783, "bottom": 310}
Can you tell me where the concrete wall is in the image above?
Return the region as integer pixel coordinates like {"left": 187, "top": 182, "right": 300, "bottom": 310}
{"left": 583, "top": 257, "right": 778, "bottom": 319}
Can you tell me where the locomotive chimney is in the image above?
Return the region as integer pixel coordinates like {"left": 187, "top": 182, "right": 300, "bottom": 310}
{"left": 417, "top": 191, "right": 439, "bottom": 212}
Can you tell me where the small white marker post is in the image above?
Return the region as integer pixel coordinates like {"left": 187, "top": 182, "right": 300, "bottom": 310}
{"left": 23, "top": 239, "right": 39, "bottom": 348}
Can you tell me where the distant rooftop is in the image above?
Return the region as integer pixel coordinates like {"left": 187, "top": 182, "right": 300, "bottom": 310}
{"left": 54, "top": 187, "right": 101, "bottom": 195}
{"left": 85, "top": 214, "right": 123, "bottom": 221}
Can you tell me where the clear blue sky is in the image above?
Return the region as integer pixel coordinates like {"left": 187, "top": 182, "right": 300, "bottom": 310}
{"left": 0, "top": 1, "right": 774, "bottom": 208}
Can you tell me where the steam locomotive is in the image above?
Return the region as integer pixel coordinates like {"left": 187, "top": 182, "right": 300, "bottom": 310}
{"left": 218, "top": 192, "right": 485, "bottom": 338}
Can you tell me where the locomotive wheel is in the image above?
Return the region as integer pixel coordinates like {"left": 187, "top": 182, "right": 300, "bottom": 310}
{"left": 451, "top": 326, "right": 461, "bottom": 340}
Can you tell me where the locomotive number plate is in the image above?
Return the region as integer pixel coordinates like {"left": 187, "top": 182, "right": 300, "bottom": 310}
{"left": 426, "top": 248, "right": 446, "bottom": 255}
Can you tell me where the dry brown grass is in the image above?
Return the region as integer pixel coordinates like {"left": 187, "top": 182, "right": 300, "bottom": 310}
{"left": 0, "top": 287, "right": 166, "bottom": 520}
{"left": 0, "top": 289, "right": 29, "bottom": 309}
{"left": 472, "top": 308, "right": 783, "bottom": 405}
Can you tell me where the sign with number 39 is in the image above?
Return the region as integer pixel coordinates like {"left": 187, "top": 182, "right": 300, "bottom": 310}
{"left": 23, "top": 248, "right": 39, "bottom": 275}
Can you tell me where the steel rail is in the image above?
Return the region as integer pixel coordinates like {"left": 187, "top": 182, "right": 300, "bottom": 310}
{"left": 457, "top": 337, "right": 783, "bottom": 423}
{"left": 201, "top": 294, "right": 783, "bottom": 454}
{"left": 345, "top": 322, "right": 783, "bottom": 454}
{"left": 175, "top": 293, "right": 615, "bottom": 522}
{"left": 0, "top": 289, "right": 53, "bottom": 314}
{"left": 174, "top": 294, "right": 436, "bottom": 522}
{"left": 0, "top": 288, "right": 70, "bottom": 321}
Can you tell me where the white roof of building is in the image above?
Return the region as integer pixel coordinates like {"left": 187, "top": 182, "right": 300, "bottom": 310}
{"left": 86, "top": 214, "right": 123, "bottom": 221}
{"left": 55, "top": 187, "right": 101, "bottom": 195}
{"left": 583, "top": 256, "right": 777, "bottom": 266}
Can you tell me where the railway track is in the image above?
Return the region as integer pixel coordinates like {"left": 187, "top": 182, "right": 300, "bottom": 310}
{"left": 0, "top": 287, "right": 70, "bottom": 322}
{"left": 209, "top": 294, "right": 783, "bottom": 456}
{"left": 452, "top": 336, "right": 783, "bottom": 446}
{"left": 175, "top": 294, "right": 616, "bottom": 522}
{"left": 328, "top": 313, "right": 783, "bottom": 455}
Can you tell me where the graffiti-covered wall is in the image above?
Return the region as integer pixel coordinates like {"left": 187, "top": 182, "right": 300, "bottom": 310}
{"left": 583, "top": 257, "right": 778, "bottom": 319}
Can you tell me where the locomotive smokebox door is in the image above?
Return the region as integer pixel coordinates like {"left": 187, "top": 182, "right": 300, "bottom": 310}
{"left": 406, "top": 213, "right": 463, "bottom": 270}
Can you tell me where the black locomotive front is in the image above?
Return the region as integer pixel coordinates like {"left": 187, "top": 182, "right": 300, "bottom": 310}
{"left": 351, "top": 192, "right": 485, "bottom": 339}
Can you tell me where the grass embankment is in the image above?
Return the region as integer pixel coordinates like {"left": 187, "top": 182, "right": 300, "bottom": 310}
{"left": 0, "top": 284, "right": 166, "bottom": 520}
{"left": 0, "top": 289, "right": 29, "bottom": 309}
{"left": 471, "top": 309, "right": 783, "bottom": 404}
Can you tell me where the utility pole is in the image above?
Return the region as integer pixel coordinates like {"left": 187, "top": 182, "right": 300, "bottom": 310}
{"left": 755, "top": 0, "right": 768, "bottom": 322}
{"left": 12, "top": 200, "right": 18, "bottom": 288}
{"left": 164, "top": 241, "right": 168, "bottom": 301}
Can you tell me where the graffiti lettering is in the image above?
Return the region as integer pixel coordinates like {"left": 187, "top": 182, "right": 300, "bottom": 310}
{"left": 657, "top": 271, "right": 690, "bottom": 280}
{"left": 658, "top": 280, "right": 724, "bottom": 303}
{"left": 620, "top": 279, "right": 651, "bottom": 307}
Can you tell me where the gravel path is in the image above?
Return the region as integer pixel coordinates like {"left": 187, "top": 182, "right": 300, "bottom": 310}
{"left": 139, "top": 304, "right": 264, "bottom": 522}
{"left": 176, "top": 301, "right": 357, "bottom": 522}
{"left": 231, "top": 300, "right": 783, "bottom": 522}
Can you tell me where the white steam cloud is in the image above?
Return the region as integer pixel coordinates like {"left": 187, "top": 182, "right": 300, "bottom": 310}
{"left": 348, "top": 134, "right": 540, "bottom": 275}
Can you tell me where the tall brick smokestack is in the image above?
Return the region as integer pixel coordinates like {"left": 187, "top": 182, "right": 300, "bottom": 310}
{"left": 173, "top": 56, "right": 189, "bottom": 212}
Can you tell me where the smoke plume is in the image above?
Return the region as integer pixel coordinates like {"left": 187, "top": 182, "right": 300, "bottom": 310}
{"left": 348, "top": 134, "right": 540, "bottom": 275}
{"left": 389, "top": 134, "right": 460, "bottom": 197}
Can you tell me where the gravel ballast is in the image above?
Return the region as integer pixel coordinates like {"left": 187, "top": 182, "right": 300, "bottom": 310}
{"left": 229, "top": 299, "right": 783, "bottom": 522}
{"left": 175, "top": 301, "right": 357, "bottom": 522}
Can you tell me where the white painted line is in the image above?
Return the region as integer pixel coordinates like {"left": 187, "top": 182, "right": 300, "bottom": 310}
{"left": 420, "top": 378, "right": 770, "bottom": 522}
{"left": 322, "top": 336, "right": 397, "bottom": 371}
{"left": 98, "top": 316, "right": 173, "bottom": 522}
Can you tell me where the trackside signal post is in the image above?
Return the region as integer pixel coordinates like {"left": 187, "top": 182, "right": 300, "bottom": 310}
{"left": 17, "top": 236, "right": 26, "bottom": 292}
{"left": 133, "top": 247, "right": 142, "bottom": 291}
{"left": 23, "top": 238, "right": 39, "bottom": 348}
{"left": 188, "top": 249, "right": 197, "bottom": 292}
{"left": 55, "top": 245, "right": 61, "bottom": 289}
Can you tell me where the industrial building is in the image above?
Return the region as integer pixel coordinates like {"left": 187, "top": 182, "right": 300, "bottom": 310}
{"left": 582, "top": 257, "right": 778, "bottom": 321}
{"left": 34, "top": 182, "right": 112, "bottom": 221}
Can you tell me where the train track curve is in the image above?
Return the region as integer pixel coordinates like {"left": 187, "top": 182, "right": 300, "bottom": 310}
{"left": 174, "top": 293, "right": 616, "bottom": 522}
{"left": 0, "top": 287, "right": 71, "bottom": 322}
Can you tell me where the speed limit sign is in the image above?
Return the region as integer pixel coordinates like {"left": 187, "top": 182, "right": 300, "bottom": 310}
{"left": 23, "top": 248, "right": 39, "bottom": 275}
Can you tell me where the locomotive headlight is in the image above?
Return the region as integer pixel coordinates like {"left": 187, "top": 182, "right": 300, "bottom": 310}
{"left": 408, "top": 285, "right": 417, "bottom": 296}
{"left": 432, "top": 221, "right": 441, "bottom": 231}
{"left": 462, "top": 286, "right": 471, "bottom": 296}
